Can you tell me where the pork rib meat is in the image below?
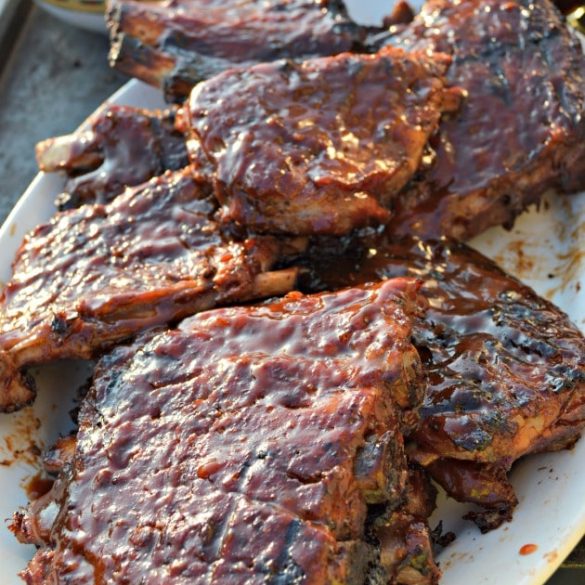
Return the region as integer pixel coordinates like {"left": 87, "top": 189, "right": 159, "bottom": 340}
{"left": 388, "top": 0, "right": 585, "bottom": 240}
{"left": 301, "top": 235, "right": 585, "bottom": 530}
{"left": 36, "top": 103, "right": 189, "bottom": 209}
{"left": 107, "top": 0, "right": 371, "bottom": 101}
{"left": 0, "top": 169, "right": 296, "bottom": 412}
{"left": 186, "top": 47, "right": 457, "bottom": 235}
{"left": 13, "top": 280, "right": 441, "bottom": 585}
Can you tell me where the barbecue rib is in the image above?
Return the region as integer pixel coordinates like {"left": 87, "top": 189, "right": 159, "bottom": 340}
{"left": 107, "top": 0, "right": 370, "bottom": 102}
{"left": 36, "top": 104, "right": 189, "bottom": 209}
{"left": 300, "top": 235, "right": 585, "bottom": 530}
{"left": 386, "top": 0, "right": 585, "bottom": 240}
{"left": 0, "top": 169, "right": 298, "bottom": 413}
{"left": 186, "top": 47, "right": 458, "bottom": 235}
{"left": 13, "top": 280, "right": 441, "bottom": 585}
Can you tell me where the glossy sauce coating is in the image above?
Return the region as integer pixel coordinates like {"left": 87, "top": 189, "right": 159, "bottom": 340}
{"left": 0, "top": 169, "right": 281, "bottom": 412}
{"left": 187, "top": 47, "right": 453, "bottom": 235}
{"left": 301, "top": 234, "right": 585, "bottom": 528}
{"left": 108, "top": 0, "right": 368, "bottom": 101}
{"left": 21, "top": 280, "right": 427, "bottom": 584}
{"left": 36, "top": 104, "right": 189, "bottom": 209}
{"left": 388, "top": 0, "right": 585, "bottom": 240}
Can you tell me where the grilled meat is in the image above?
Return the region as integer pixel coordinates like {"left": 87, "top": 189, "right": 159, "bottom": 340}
{"left": 371, "top": 464, "right": 440, "bottom": 585}
{"left": 13, "top": 280, "right": 441, "bottom": 585}
{"left": 36, "top": 104, "right": 189, "bottom": 209}
{"left": 186, "top": 47, "right": 458, "bottom": 235}
{"left": 107, "top": 0, "right": 371, "bottom": 102}
{"left": 300, "top": 235, "right": 585, "bottom": 530}
{"left": 387, "top": 0, "right": 585, "bottom": 240}
{"left": 0, "top": 169, "right": 298, "bottom": 413}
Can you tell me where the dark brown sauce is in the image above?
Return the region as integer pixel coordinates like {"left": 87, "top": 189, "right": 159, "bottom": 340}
{"left": 298, "top": 233, "right": 585, "bottom": 531}
{"left": 113, "top": 0, "right": 371, "bottom": 102}
{"left": 187, "top": 48, "right": 452, "bottom": 235}
{"left": 64, "top": 107, "right": 188, "bottom": 208}
{"left": 300, "top": 234, "right": 585, "bottom": 467}
{"left": 24, "top": 473, "right": 54, "bottom": 501}
{"left": 387, "top": 0, "right": 585, "bottom": 240}
{"left": 26, "top": 281, "right": 426, "bottom": 582}
{"left": 0, "top": 169, "right": 285, "bottom": 413}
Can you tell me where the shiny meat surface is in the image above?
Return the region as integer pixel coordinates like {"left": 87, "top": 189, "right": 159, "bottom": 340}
{"left": 387, "top": 0, "right": 585, "bottom": 240}
{"left": 0, "top": 169, "right": 294, "bottom": 413}
{"left": 15, "top": 280, "right": 437, "bottom": 584}
{"left": 301, "top": 235, "right": 585, "bottom": 529}
{"left": 187, "top": 48, "right": 456, "bottom": 235}
{"left": 36, "top": 104, "right": 189, "bottom": 209}
{"left": 107, "top": 0, "right": 369, "bottom": 102}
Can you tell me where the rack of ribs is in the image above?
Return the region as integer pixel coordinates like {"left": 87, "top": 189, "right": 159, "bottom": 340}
{"left": 107, "top": 0, "right": 373, "bottom": 102}
{"left": 185, "top": 47, "right": 459, "bottom": 235}
{"left": 0, "top": 169, "right": 298, "bottom": 413}
{"left": 36, "top": 104, "right": 189, "bottom": 209}
{"left": 386, "top": 0, "right": 585, "bottom": 240}
{"left": 300, "top": 235, "right": 585, "bottom": 531}
{"left": 12, "top": 280, "right": 442, "bottom": 585}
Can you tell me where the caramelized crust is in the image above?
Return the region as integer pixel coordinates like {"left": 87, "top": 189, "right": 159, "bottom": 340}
{"left": 36, "top": 104, "right": 189, "bottom": 209}
{"left": 186, "top": 48, "right": 456, "bottom": 235}
{"left": 14, "top": 280, "right": 436, "bottom": 584}
{"left": 0, "top": 170, "right": 294, "bottom": 412}
{"left": 107, "top": 0, "right": 368, "bottom": 101}
{"left": 372, "top": 465, "right": 440, "bottom": 585}
{"left": 388, "top": 0, "right": 585, "bottom": 240}
{"left": 301, "top": 235, "right": 585, "bottom": 529}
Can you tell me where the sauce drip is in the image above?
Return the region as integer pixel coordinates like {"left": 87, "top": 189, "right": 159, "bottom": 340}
{"left": 24, "top": 473, "right": 54, "bottom": 501}
{"left": 519, "top": 543, "right": 538, "bottom": 555}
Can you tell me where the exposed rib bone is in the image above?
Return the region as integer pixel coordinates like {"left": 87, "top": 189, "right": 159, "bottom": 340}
{"left": 251, "top": 268, "right": 299, "bottom": 299}
{"left": 0, "top": 169, "right": 295, "bottom": 412}
{"left": 107, "top": 0, "right": 370, "bottom": 102}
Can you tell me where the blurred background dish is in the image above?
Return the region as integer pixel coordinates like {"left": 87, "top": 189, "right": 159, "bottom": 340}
{"left": 34, "top": 0, "right": 105, "bottom": 33}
